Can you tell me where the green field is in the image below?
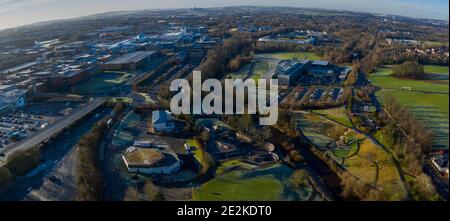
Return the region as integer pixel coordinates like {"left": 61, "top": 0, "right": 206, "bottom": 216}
{"left": 422, "top": 41, "right": 449, "bottom": 47}
{"left": 332, "top": 133, "right": 361, "bottom": 158}
{"left": 186, "top": 138, "right": 207, "bottom": 169}
{"left": 295, "top": 111, "right": 403, "bottom": 194}
{"left": 193, "top": 164, "right": 313, "bottom": 201}
{"left": 372, "top": 65, "right": 449, "bottom": 81}
{"left": 313, "top": 106, "right": 353, "bottom": 128}
{"left": 257, "top": 52, "right": 321, "bottom": 61}
{"left": 372, "top": 75, "right": 448, "bottom": 93}
{"left": 302, "top": 131, "right": 336, "bottom": 149}
{"left": 333, "top": 142, "right": 358, "bottom": 159}
{"left": 424, "top": 65, "right": 449, "bottom": 74}
{"left": 112, "top": 111, "right": 141, "bottom": 147}
{"left": 228, "top": 63, "right": 252, "bottom": 79}
{"left": 372, "top": 68, "right": 393, "bottom": 76}
{"left": 251, "top": 61, "right": 270, "bottom": 81}
{"left": 373, "top": 65, "right": 449, "bottom": 75}
{"left": 111, "top": 97, "right": 133, "bottom": 104}
{"left": 372, "top": 66, "right": 449, "bottom": 150}
{"left": 75, "top": 72, "right": 134, "bottom": 95}
{"left": 376, "top": 90, "right": 449, "bottom": 150}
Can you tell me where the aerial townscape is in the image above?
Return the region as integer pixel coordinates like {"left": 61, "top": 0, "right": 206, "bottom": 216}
{"left": 0, "top": 6, "right": 448, "bottom": 202}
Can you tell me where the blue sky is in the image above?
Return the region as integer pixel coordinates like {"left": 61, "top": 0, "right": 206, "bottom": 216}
{"left": 0, "top": 0, "right": 448, "bottom": 30}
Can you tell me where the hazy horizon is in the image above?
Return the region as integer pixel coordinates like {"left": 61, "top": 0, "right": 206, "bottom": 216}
{"left": 0, "top": 0, "right": 449, "bottom": 30}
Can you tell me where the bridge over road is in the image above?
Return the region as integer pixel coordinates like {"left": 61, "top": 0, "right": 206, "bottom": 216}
{"left": 0, "top": 97, "right": 107, "bottom": 167}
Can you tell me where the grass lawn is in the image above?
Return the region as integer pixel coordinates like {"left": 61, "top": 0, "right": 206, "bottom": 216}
{"left": 215, "top": 159, "right": 258, "bottom": 175}
{"left": 186, "top": 138, "right": 206, "bottom": 168}
{"left": 251, "top": 61, "right": 270, "bottom": 81}
{"left": 372, "top": 75, "right": 448, "bottom": 93}
{"left": 302, "top": 131, "right": 336, "bottom": 149}
{"left": 75, "top": 72, "right": 134, "bottom": 95}
{"left": 295, "top": 111, "right": 348, "bottom": 139}
{"left": 373, "top": 65, "right": 449, "bottom": 81}
{"left": 111, "top": 97, "right": 133, "bottom": 104}
{"left": 373, "top": 130, "right": 390, "bottom": 148}
{"left": 193, "top": 164, "right": 293, "bottom": 201}
{"left": 372, "top": 68, "right": 393, "bottom": 76}
{"left": 313, "top": 106, "right": 353, "bottom": 128}
{"left": 257, "top": 52, "right": 321, "bottom": 60}
{"left": 343, "top": 135, "right": 401, "bottom": 193}
{"left": 422, "top": 41, "right": 448, "bottom": 47}
{"left": 228, "top": 63, "right": 252, "bottom": 79}
{"left": 104, "top": 71, "right": 135, "bottom": 83}
{"left": 112, "top": 111, "right": 141, "bottom": 147}
{"left": 372, "top": 65, "right": 449, "bottom": 150}
{"left": 376, "top": 89, "right": 449, "bottom": 150}
{"left": 333, "top": 142, "right": 358, "bottom": 158}
{"left": 424, "top": 65, "right": 449, "bottom": 74}
{"left": 296, "top": 111, "right": 403, "bottom": 197}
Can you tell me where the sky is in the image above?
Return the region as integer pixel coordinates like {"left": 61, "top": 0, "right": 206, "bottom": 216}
{"left": 0, "top": 0, "right": 448, "bottom": 30}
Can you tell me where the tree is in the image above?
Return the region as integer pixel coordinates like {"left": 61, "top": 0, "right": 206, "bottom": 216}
{"left": 200, "top": 152, "right": 215, "bottom": 176}
{"left": 241, "top": 113, "right": 253, "bottom": 133}
{"left": 124, "top": 187, "right": 140, "bottom": 201}
{"left": 6, "top": 147, "right": 41, "bottom": 176}
{"left": 0, "top": 167, "right": 12, "bottom": 187}
{"left": 261, "top": 127, "right": 272, "bottom": 141}
{"left": 76, "top": 119, "right": 107, "bottom": 201}
{"left": 393, "top": 61, "right": 424, "bottom": 79}
{"left": 414, "top": 174, "right": 439, "bottom": 201}
{"left": 288, "top": 150, "right": 304, "bottom": 162}
{"left": 289, "top": 169, "right": 309, "bottom": 188}
{"left": 143, "top": 181, "right": 165, "bottom": 201}
{"left": 158, "top": 85, "right": 171, "bottom": 101}
{"left": 277, "top": 109, "right": 292, "bottom": 129}
{"left": 344, "top": 63, "right": 360, "bottom": 86}
{"left": 113, "top": 102, "right": 125, "bottom": 115}
{"left": 199, "top": 130, "right": 210, "bottom": 143}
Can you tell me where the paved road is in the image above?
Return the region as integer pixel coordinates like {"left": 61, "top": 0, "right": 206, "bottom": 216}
{"left": 1, "top": 97, "right": 107, "bottom": 163}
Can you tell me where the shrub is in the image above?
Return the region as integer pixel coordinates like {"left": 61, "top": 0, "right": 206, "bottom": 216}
{"left": 6, "top": 147, "right": 41, "bottom": 176}
{"left": 0, "top": 167, "right": 12, "bottom": 187}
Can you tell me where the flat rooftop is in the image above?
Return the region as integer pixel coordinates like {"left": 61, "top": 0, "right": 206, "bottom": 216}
{"left": 106, "top": 51, "right": 157, "bottom": 65}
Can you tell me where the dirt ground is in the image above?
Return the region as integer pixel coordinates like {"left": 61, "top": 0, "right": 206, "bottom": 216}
{"left": 26, "top": 147, "right": 79, "bottom": 201}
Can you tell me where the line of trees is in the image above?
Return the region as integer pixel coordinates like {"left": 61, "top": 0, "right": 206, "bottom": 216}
{"left": 227, "top": 54, "right": 253, "bottom": 72}
{"left": 200, "top": 34, "right": 252, "bottom": 79}
{"left": 75, "top": 118, "right": 108, "bottom": 201}
{"left": 124, "top": 180, "right": 165, "bottom": 201}
{"left": 344, "top": 63, "right": 360, "bottom": 86}
{"left": 251, "top": 41, "right": 314, "bottom": 54}
{"left": 379, "top": 95, "right": 439, "bottom": 200}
